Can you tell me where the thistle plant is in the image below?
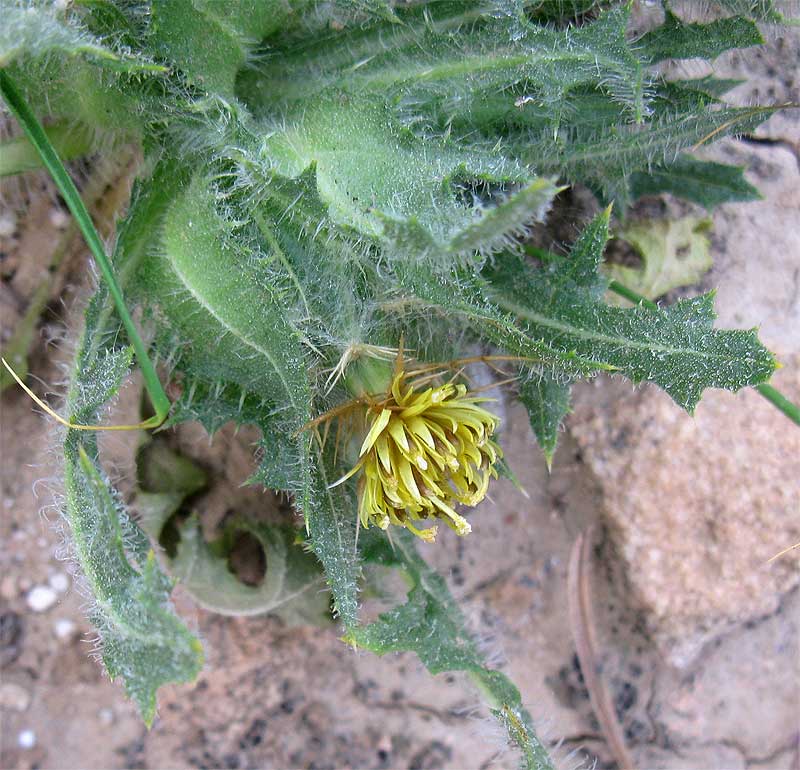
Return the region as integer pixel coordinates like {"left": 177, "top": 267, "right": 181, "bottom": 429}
{"left": 1, "top": 0, "right": 797, "bottom": 766}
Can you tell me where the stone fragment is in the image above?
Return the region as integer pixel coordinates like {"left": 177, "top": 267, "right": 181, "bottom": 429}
{"left": 18, "top": 729, "right": 36, "bottom": 749}
{"left": 26, "top": 586, "right": 58, "bottom": 613}
{"left": 53, "top": 618, "right": 77, "bottom": 640}
{"left": 48, "top": 573, "right": 69, "bottom": 593}
{"left": 568, "top": 366, "right": 800, "bottom": 666}
{"left": 0, "top": 211, "right": 16, "bottom": 238}
{"left": 0, "top": 575, "right": 17, "bottom": 600}
{"left": 98, "top": 708, "right": 115, "bottom": 726}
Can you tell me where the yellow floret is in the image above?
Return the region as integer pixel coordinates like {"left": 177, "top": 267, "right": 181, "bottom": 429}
{"left": 337, "top": 367, "right": 503, "bottom": 542}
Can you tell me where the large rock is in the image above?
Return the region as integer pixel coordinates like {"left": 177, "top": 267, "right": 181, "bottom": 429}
{"left": 568, "top": 363, "right": 800, "bottom": 666}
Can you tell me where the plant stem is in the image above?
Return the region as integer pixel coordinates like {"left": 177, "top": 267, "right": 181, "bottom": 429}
{"left": 755, "top": 384, "right": 800, "bottom": 426}
{"left": 608, "top": 279, "right": 659, "bottom": 311}
{"left": 0, "top": 70, "right": 170, "bottom": 427}
{"left": 608, "top": 279, "right": 799, "bottom": 426}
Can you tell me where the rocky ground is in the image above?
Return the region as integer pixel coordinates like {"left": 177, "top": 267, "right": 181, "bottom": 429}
{"left": 1, "top": 21, "right": 799, "bottom": 770}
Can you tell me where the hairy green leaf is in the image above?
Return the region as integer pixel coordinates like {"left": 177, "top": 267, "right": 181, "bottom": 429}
{"left": 148, "top": 0, "right": 314, "bottom": 97}
{"left": 630, "top": 154, "right": 761, "bottom": 209}
{"left": 393, "top": 261, "right": 609, "bottom": 377}
{"left": 350, "top": 530, "right": 554, "bottom": 770}
{"left": 126, "top": 173, "right": 362, "bottom": 625}
{"left": 0, "top": 2, "right": 116, "bottom": 68}
{"left": 527, "top": 104, "right": 776, "bottom": 205}
{"left": 304, "top": 445, "right": 360, "bottom": 626}
{"left": 518, "top": 372, "right": 572, "bottom": 466}
{"left": 133, "top": 175, "right": 312, "bottom": 409}
{"left": 63, "top": 292, "right": 202, "bottom": 727}
{"left": 638, "top": 10, "right": 762, "bottom": 64}
{"left": 249, "top": 97, "right": 553, "bottom": 261}
{"left": 485, "top": 210, "right": 776, "bottom": 410}
{"left": 246, "top": 4, "right": 646, "bottom": 123}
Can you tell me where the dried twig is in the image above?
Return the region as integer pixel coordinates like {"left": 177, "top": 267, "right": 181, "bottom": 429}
{"left": 567, "top": 527, "right": 635, "bottom": 770}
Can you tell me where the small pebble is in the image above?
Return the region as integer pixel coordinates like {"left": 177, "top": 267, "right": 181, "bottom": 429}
{"left": 18, "top": 730, "right": 36, "bottom": 749}
{"left": 49, "top": 208, "right": 70, "bottom": 229}
{"left": 376, "top": 734, "right": 392, "bottom": 754}
{"left": 98, "top": 708, "right": 115, "bottom": 726}
{"left": 48, "top": 573, "right": 69, "bottom": 593}
{"left": 53, "top": 618, "right": 76, "bottom": 640}
{"left": 0, "top": 212, "right": 16, "bottom": 238}
{"left": 0, "top": 683, "right": 31, "bottom": 712}
{"left": 26, "top": 585, "right": 58, "bottom": 613}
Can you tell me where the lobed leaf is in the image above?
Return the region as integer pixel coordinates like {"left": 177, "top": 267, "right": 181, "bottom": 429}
{"left": 629, "top": 153, "right": 761, "bottom": 209}
{"left": 350, "top": 530, "right": 555, "bottom": 770}
{"left": 63, "top": 291, "right": 202, "bottom": 727}
{"left": 638, "top": 10, "right": 762, "bottom": 64}
{"left": 484, "top": 210, "right": 776, "bottom": 411}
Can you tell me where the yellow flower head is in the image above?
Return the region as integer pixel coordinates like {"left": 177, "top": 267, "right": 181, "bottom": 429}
{"left": 336, "top": 364, "right": 503, "bottom": 543}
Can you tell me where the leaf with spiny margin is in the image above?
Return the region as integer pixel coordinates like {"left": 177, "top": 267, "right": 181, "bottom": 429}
{"left": 638, "top": 10, "right": 762, "bottom": 65}
{"left": 255, "top": 98, "right": 554, "bottom": 262}
{"left": 484, "top": 209, "right": 776, "bottom": 411}
{"left": 349, "top": 530, "right": 554, "bottom": 770}
{"left": 125, "top": 173, "right": 361, "bottom": 626}
{"left": 63, "top": 289, "right": 202, "bottom": 727}
{"left": 393, "top": 262, "right": 608, "bottom": 378}
{"left": 518, "top": 372, "right": 572, "bottom": 467}
{"left": 304, "top": 444, "right": 360, "bottom": 626}
{"left": 669, "top": 76, "right": 744, "bottom": 99}
{"left": 247, "top": 4, "right": 645, "bottom": 124}
{"left": 1, "top": 2, "right": 118, "bottom": 68}
{"left": 630, "top": 154, "right": 761, "bottom": 209}
{"left": 525, "top": 103, "right": 777, "bottom": 207}
{"left": 604, "top": 216, "right": 714, "bottom": 302}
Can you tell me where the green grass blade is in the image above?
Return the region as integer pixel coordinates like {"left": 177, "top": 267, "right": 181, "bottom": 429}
{"left": 0, "top": 70, "right": 170, "bottom": 425}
